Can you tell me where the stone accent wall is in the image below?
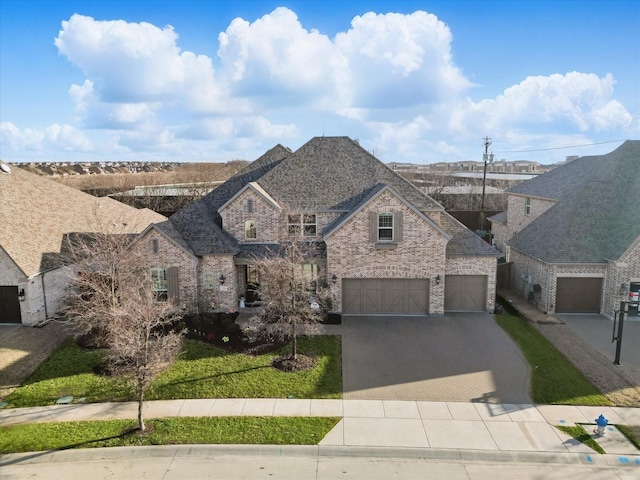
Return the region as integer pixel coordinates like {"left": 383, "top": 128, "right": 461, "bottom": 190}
{"left": 220, "top": 190, "right": 280, "bottom": 243}
{"left": 445, "top": 256, "right": 498, "bottom": 312}
{"left": 325, "top": 190, "right": 449, "bottom": 314}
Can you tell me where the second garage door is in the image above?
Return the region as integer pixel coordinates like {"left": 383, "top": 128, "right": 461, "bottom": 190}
{"left": 444, "top": 275, "right": 487, "bottom": 312}
{"left": 342, "top": 278, "right": 429, "bottom": 314}
{"left": 555, "top": 277, "right": 602, "bottom": 313}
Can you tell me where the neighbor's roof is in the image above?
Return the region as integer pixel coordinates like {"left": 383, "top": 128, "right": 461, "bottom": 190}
{"left": 0, "top": 163, "right": 165, "bottom": 276}
{"left": 508, "top": 140, "right": 640, "bottom": 263}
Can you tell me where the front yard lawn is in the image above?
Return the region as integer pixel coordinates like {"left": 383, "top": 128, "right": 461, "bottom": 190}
{"left": 4, "top": 336, "right": 341, "bottom": 408}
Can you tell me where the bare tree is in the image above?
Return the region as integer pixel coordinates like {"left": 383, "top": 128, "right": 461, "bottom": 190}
{"left": 253, "top": 242, "right": 328, "bottom": 365}
{"left": 63, "top": 228, "right": 183, "bottom": 432}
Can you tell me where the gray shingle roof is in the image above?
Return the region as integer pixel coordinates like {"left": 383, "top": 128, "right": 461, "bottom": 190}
{"left": 508, "top": 140, "right": 640, "bottom": 263}
{"left": 257, "top": 137, "right": 443, "bottom": 212}
{"left": 168, "top": 145, "right": 289, "bottom": 254}
{"left": 170, "top": 137, "right": 498, "bottom": 257}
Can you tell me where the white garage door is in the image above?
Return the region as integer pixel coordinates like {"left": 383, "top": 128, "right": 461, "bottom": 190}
{"left": 342, "top": 278, "right": 429, "bottom": 314}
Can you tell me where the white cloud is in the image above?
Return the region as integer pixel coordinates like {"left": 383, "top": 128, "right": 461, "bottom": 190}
{"left": 1, "top": 122, "right": 92, "bottom": 153}
{"left": 463, "top": 72, "right": 633, "bottom": 134}
{"left": 1, "top": 8, "right": 633, "bottom": 164}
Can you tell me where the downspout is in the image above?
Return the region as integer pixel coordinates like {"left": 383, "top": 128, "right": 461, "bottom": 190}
{"left": 41, "top": 273, "right": 49, "bottom": 318}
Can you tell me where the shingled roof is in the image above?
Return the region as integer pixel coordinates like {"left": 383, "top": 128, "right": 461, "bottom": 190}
{"left": 169, "top": 136, "right": 497, "bottom": 257}
{"left": 508, "top": 140, "right": 640, "bottom": 263}
{"left": 0, "top": 163, "right": 165, "bottom": 277}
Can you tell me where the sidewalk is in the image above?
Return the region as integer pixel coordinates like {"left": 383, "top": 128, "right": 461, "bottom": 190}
{"left": 2, "top": 398, "right": 639, "bottom": 459}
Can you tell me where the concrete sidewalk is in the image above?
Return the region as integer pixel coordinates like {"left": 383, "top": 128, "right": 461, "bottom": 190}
{"left": 2, "top": 399, "right": 640, "bottom": 458}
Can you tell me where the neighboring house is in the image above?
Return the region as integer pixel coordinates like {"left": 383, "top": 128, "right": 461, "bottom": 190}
{"left": 130, "top": 136, "right": 500, "bottom": 316}
{"left": 0, "top": 163, "right": 165, "bottom": 325}
{"left": 489, "top": 140, "right": 640, "bottom": 318}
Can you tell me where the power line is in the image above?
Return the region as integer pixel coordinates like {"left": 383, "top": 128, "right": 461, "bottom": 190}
{"left": 494, "top": 139, "right": 626, "bottom": 154}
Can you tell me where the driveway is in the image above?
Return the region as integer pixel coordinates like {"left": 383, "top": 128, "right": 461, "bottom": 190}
{"left": 341, "top": 313, "right": 531, "bottom": 404}
{"left": 558, "top": 314, "right": 640, "bottom": 382}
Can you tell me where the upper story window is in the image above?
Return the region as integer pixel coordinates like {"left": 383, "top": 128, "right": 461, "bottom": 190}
{"left": 525, "top": 197, "right": 531, "bottom": 216}
{"left": 303, "top": 214, "right": 316, "bottom": 237}
{"left": 247, "top": 198, "right": 254, "bottom": 213}
{"left": 378, "top": 212, "right": 394, "bottom": 241}
{"left": 288, "top": 213, "right": 317, "bottom": 238}
{"left": 245, "top": 220, "right": 257, "bottom": 239}
{"left": 152, "top": 238, "right": 159, "bottom": 254}
{"left": 150, "top": 267, "right": 168, "bottom": 301}
{"left": 369, "top": 210, "right": 403, "bottom": 246}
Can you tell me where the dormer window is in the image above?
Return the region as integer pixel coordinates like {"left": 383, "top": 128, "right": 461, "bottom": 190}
{"left": 245, "top": 220, "right": 257, "bottom": 239}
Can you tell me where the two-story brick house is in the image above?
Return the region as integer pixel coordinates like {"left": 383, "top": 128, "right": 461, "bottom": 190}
{"left": 130, "top": 136, "right": 500, "bottom": 316}
{"left": 489, "top": 140, "right": 640, "bottom": 317}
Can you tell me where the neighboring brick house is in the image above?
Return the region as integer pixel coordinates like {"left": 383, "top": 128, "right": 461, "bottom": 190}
{"left": 489, "top": 140, "right": 640, "bottom": 318}
{"left": 0, "top": 162, "right": 165, "bottom": 325}
{"left": 130, "top": 136, "right": 499, "bottom": 316}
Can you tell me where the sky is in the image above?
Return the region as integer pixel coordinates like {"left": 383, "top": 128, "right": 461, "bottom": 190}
{"left": 1, "top": 0, "right": 639, "bottom": 165}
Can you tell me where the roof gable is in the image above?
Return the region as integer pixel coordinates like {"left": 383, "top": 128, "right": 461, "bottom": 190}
{"left": 218, "top": 182, "right": 281, "bottom": 214}
{"left": 323, "top": 183, "right": 450, "bottom": 240}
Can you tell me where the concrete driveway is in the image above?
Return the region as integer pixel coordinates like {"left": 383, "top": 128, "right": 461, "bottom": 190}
{"left": 558, "top": 314, "right": 640, "bottom": 379}
{"left": 341, "top": 313, "right": 531, "bottom": 404}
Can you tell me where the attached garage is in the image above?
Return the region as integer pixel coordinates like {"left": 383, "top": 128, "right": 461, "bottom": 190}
{"left": 342, "top": 278, "right": 429, "bottom": 314}
{"left": 444, "top": 275, "right": 487, "bottom": 312}
{"left": 555, "top": 277, "right": 602, "bottom": 314}
{"left": 0, "top": 286, "right": 22, "bottom": 323}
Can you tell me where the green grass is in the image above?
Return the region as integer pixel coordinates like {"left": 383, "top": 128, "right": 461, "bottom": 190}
{"left": 4, "top": 336, "right": 342, "bottom": 408}
{"left": 556, "top": 425, "right": 606, "bottom": 454}
{"left": 0, "top": 416, "right": 340, "bottom": 453}
{"left": 494, "top": 313, "right": 610, "bottom": 406}
{"left": 617, "top": 425, "right": 640, "bottom": 450}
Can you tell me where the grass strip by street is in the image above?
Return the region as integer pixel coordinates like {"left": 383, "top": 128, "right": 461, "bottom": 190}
{"left": 494, "top": 313, "right": 611, "bottom": 406}
{"left": 4, "top": 336, "right": 342, "bottom": 408}
{"left": 617, "top": 425, "right": 640, "bottom": 450}
{"left": 555, "top": 425, "right": 606, "bottom": 454}
{"left": 0, "top": 416, "right": 340, "bottom": 454}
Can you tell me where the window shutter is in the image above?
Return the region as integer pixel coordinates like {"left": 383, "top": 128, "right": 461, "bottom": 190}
{"left": 167, "top": 267, "right": 179, "bottom": 302}
{"left": 394, "top": 211, "right": 403, "bottom": 242}
{"left": 369, "top": 211, "right": 378, "bottom": 242}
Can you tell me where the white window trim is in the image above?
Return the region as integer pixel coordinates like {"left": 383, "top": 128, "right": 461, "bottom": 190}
{"left": 378, "top": 212, "right": 394, "bottom": 242}
{"left": 245, "top": 219, "right": 257, "bottom": 239}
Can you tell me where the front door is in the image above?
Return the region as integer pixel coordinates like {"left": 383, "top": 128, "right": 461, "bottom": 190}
{"left": 245, "top": 266, "right": 260, "bottom": 305}
{"left": 0, "top": 286, "right": 22, "bottom": 323}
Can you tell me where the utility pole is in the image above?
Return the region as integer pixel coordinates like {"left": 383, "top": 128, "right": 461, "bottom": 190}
{"left": 480, "top": 137, "right": 493, "bottom": 233}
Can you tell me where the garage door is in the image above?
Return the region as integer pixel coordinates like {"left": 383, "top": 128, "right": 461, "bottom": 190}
{"left": 444, "top": 275, "right": 487, "bottom": 312}
{"left": 342, "top": 278, "right": 429, "bottom": 314}
{"left": 555, "top": 277, "right": 602, "bottom": 313}
{"left": 0, "top": 286, "right": 22, "bottom": 323}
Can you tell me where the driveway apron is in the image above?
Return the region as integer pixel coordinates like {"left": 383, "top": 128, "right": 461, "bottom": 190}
{"left": 341, "top": 313, "right": 531, "bottom": 403}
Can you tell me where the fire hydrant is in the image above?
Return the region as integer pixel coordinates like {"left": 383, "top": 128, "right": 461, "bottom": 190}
{"left": 594, "top": 414, "right": 608, "bottom": 436}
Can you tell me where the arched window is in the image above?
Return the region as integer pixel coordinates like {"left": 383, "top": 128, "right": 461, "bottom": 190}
{"left": 245, "top": 220, "right": 257, "bottom": 239}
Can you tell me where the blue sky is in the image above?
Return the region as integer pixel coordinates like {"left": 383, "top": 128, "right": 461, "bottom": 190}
{"left": 1, "top": 0, "right": 638, "bottom": 164}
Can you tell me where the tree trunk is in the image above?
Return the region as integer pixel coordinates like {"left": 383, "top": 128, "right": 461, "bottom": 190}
{"left": 291, "top": 320, "right": 297, "bottom": 359}
{"left": 137, "top": 383, "right": 145, "bottom": 432}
